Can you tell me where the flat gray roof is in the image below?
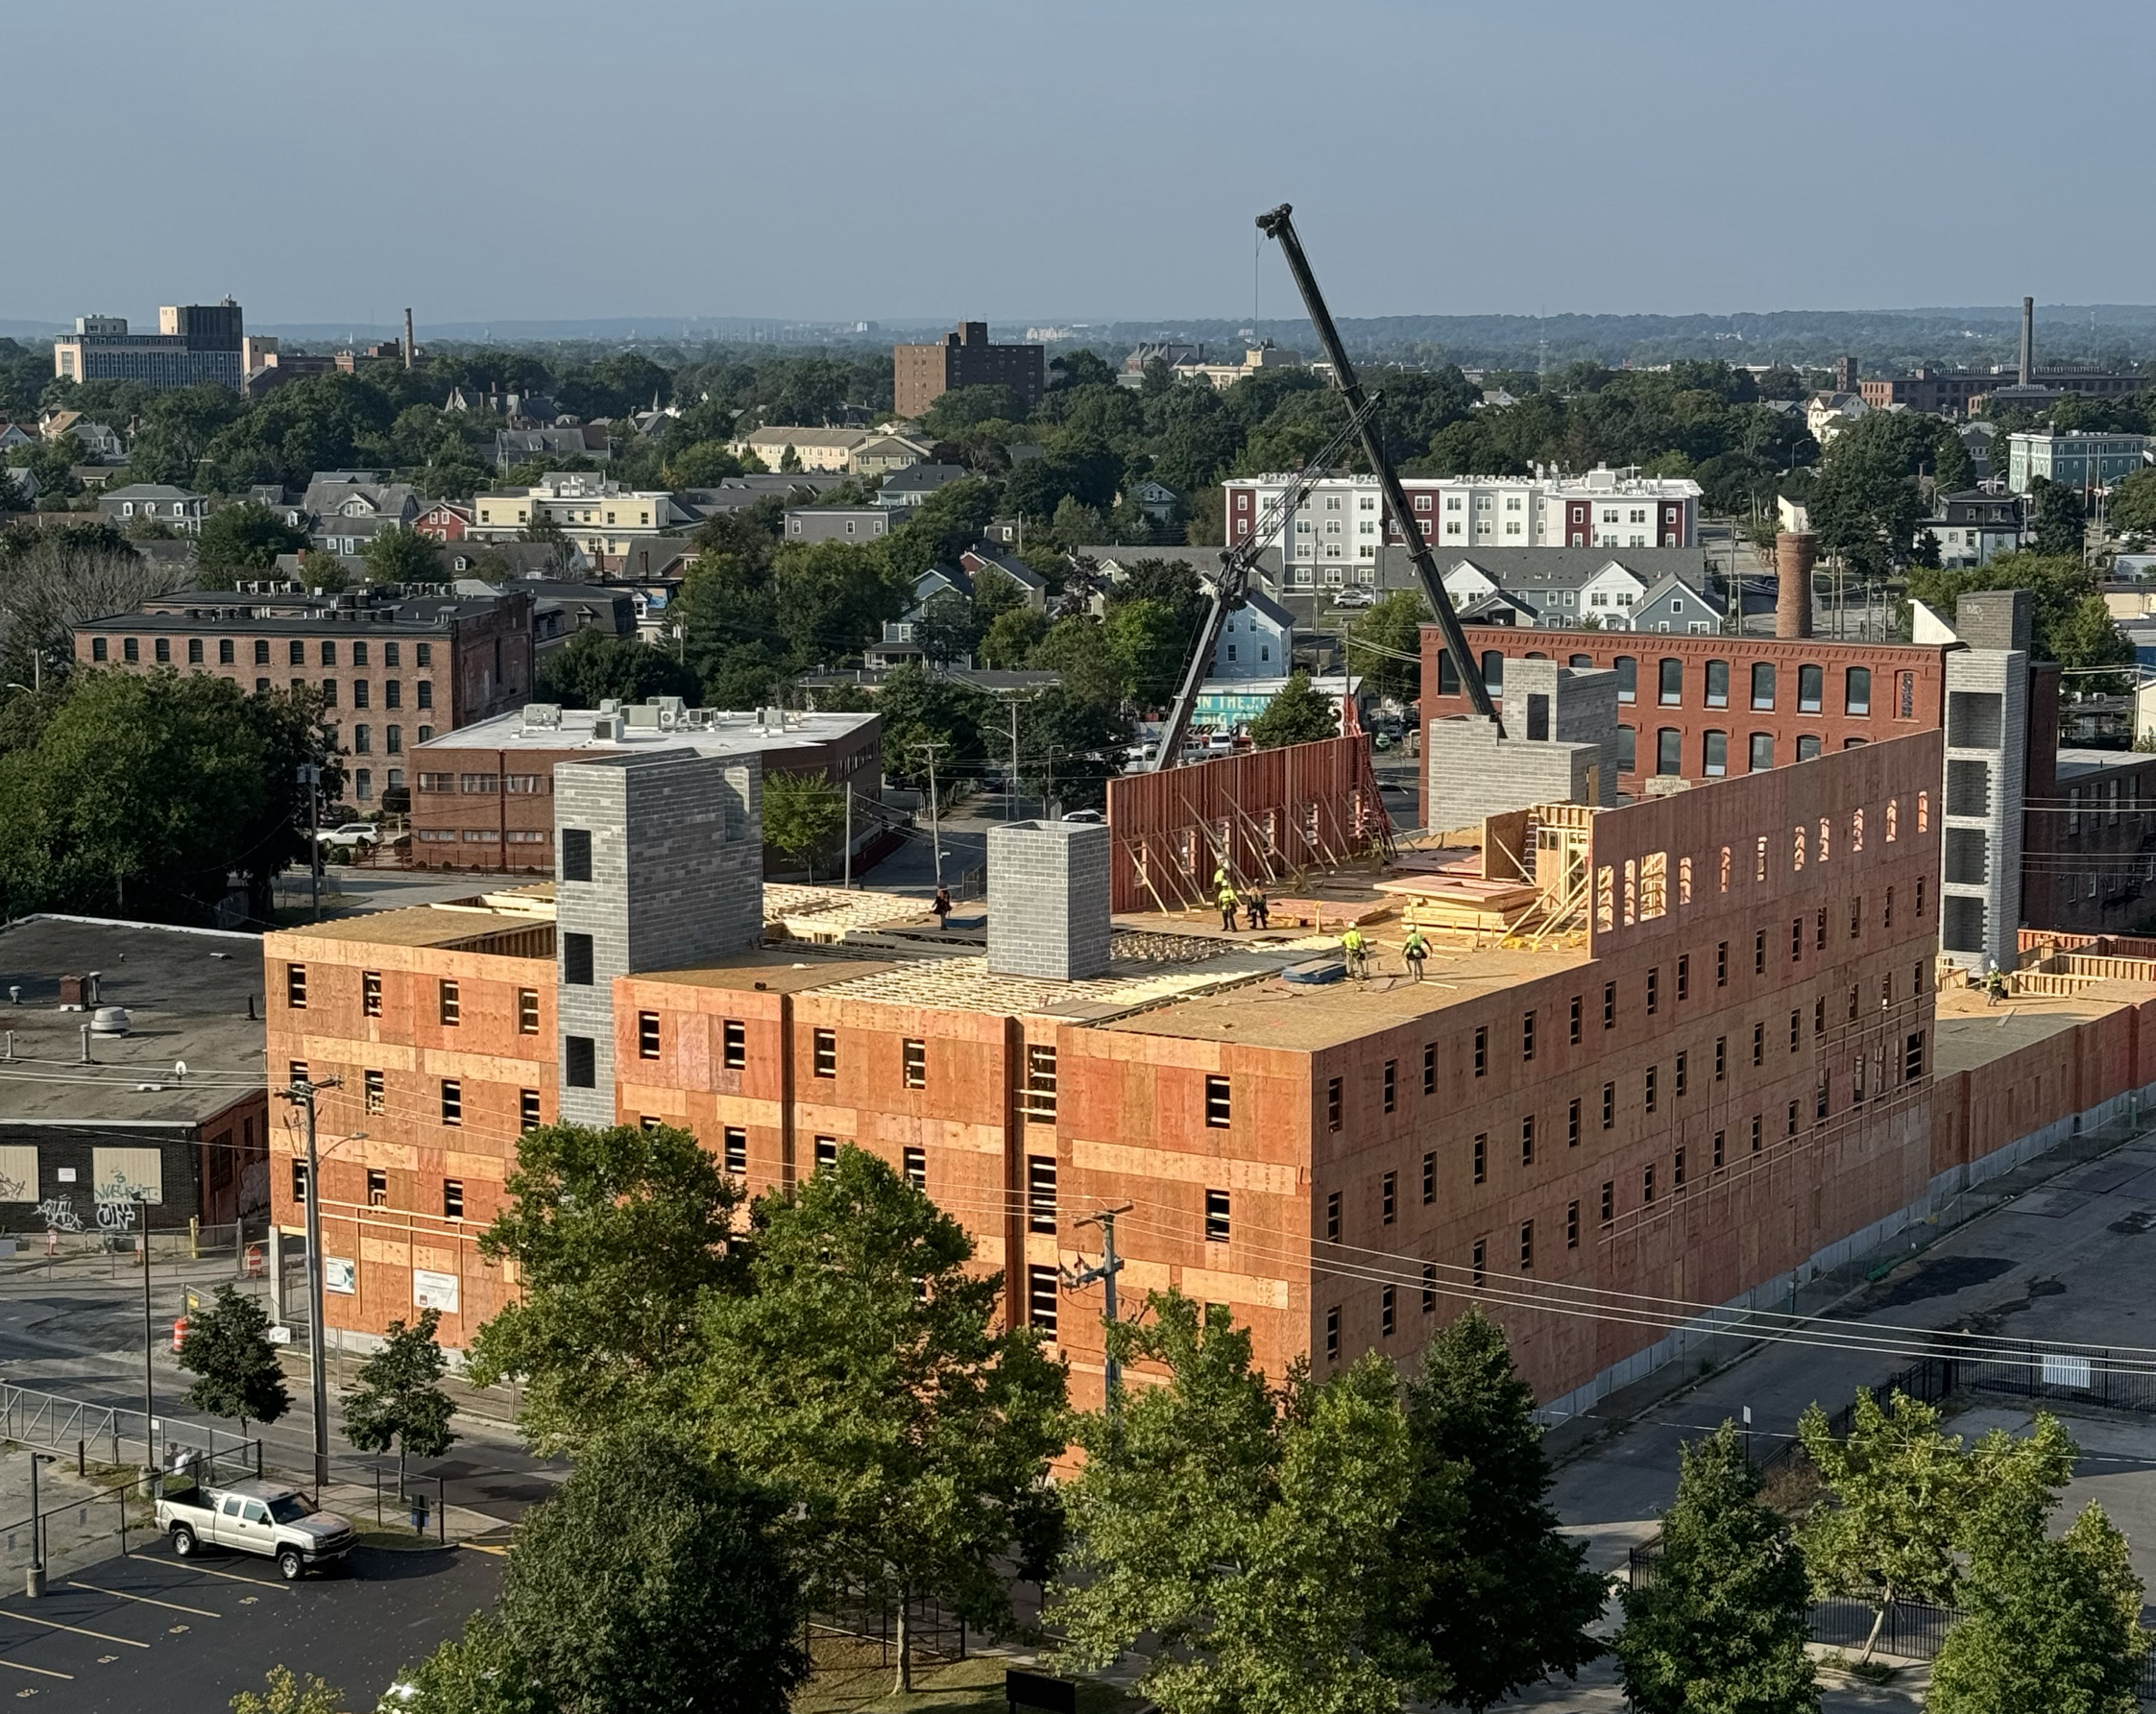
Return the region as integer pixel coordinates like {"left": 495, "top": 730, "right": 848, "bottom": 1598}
{"left": 0, "top": 917, "right": 266, "bottom": 1126}
{"left": 416, "top": 704, "right": 878, "bottom": 758}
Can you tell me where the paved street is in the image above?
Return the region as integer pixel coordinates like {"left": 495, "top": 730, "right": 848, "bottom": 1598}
{"left": 0, "top": 1536, "right": 501, "bottom": 1713}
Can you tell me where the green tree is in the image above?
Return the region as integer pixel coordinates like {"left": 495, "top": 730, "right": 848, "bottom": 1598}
{"left": 2029, "top": 477, "right": 2087, "bottom": 556}
{"left": 1018, "top": 686, "right": 1135, "bottom": 813}
{"left": 0, "top": 671, "right": 340, "bottom": 922}
{"left": 341, "top": 1309, "right": 457, "bottom": 1496}
{"left": 1248, "top": 672, "right": 1339, "bottom": 749}
{"left": 1052, "top": 1292, "right": 1411, "bottom": 1714}
{"left": 914, "top": 589, "right": 982, "bottom": 664}
{"left": 664, "top": 441, "right": 743, "bottom": 487}
{"left": 469, "top": 1123, "right": 747, "bottom": 1456}
{"left": 979, "top": 605, "right": 1049, "bottom": 668}
{"left": 1931, "top": 1500, "right": 2145, "bottom": 1714}
{"left": 230, "top": 1666, "right": 348, "bottom": 1714}
{"left": 196, "top": 502, "right": 308, "bottom": 585}
{"left": 695, "top": 1147, "right": 1067, "bottom": 1693}
{"left": 1797, "top": 1388, "right": 1970, "bottom": 1659}
{"left": 1613, "top": 1423, "right": 1817, "bottom": 1714}
{"left": 533, "top": 629, "right": 701, "bottom": 710}
{"left": 2110, "top": 466, "right": 2156, "bottom": 539}
{"left": 403, "top": 1426, "right": 808, "bottom": 1714}
{"left": 874, "top": 663, "right": 991, "bottom": 792}
{"left": 179, "top": 1285, "right": 291, "bottom": 1439}
{"left": 1031, "top": 615, "right": 1126, "bottom": 709}
{"left": 763, "top": 768, "right": 846, "bottom": 878}
{"left": 1104, "top": 597, "right": 1188, "bottom": 709}
{"left": 1904, "top": 551, "right": 2133, "bottom": 672}
{"left": 1344, "top": 591, "right": 1428, "bottom": 703}
{"left": 361, "top": 524, "right": 448, "bottom": 586}
{"left": 1388, "top": 1307, "right": 1605, "bottom": 1710}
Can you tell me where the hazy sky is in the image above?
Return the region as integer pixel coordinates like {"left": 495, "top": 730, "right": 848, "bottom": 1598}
{"left": 11, "top": 0, "right": 2153, "bottom": 328}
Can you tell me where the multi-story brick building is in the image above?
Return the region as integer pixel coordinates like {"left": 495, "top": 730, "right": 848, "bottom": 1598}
{"left": 265, "top": 731, "right": 1975, "bottom": 1423}
{"left": 76, "top": 587, "right": 536, "bottom": 812}
{"left": 1422, "top": 627, "right": 1954, "bottom": 804}
{"left": 52, "top": 303, "right": 246, "bottom": 392}
{"left": 406, "top": 701, "right": 882, "bottom": 872}
{"left": 1223, "top": 467, "right": 1701, "bottom": 595}
{"left": 893, "top": 324, "right": 1046, "bottom": 421}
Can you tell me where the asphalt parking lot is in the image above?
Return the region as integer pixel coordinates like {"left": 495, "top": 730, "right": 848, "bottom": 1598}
{"left": 0, "top": 1536, "right": 502, "bottom": 1712}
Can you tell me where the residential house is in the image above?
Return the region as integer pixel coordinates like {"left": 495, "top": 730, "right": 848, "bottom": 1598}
{"left": 1805, "top": 391, "right": 1869, "bottom": 445}
{"left": 413, "top": 500, "right": 473, "bottom": 542}
{"left": 676, "top": 474, "right": 846, "bottom": 520}
{"left": 1426, "top": 547, "right": 1712, "bottom": 630}
{"left": 958, "top": 546, "right": 1050, "bottom": 611}
{"left": 468, "top": 472, "right": 692, "bottom": 570}
{"left": 1125, "top": 479, "right": 1179, "bottom": 523}
{"left": 0, "top": 424, "right": 36, "bottom": 453}
{"left": 874, "top": 464, "right": 971, "bottom": 511}
{"left": 1210, "top": 589, "right": 1294, "bottom": 679}
{"left": 730, "top": 425, "right": 867, "bottom": 473}
{"left": 38, "top": 411, "right": 124, "bottom": 461}
{"left": 303, "top": 472, "right": 421, "bottom": 528}
{"left": 1626, "top": 572, "right": 1728, "bottom": 635}
{"left": 1925, "top": 489, "right": 2023, "bottom": 567}
{"left": 851, "top": 433, "right": 933, "bottom": 475}
{"left": 785, "top": 506, "right": 891, "bottom": 544}
{"left": 497, "top": 424, "right": 610, "bottom": 469}
{"left": 97, "top": 484, "right": 207, "bottom": 533}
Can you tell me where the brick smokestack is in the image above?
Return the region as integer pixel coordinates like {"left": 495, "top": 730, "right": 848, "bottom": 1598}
{"left": 403, "top": 307, "right": 416, "bottom": 371}
{"left": 1774, "top": 531, "right": 1816, "bottom": 640}
{"left": 2019, "top": 295, "right": 2033, "bottom": 387}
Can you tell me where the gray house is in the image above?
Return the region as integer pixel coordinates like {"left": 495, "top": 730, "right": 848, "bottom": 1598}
{"left": 785, "top": 506, "right": 890, "bottom": 544}
{"left": 1211, "top": 589, "right": 1294, "bottom": 679}
{"left": 98, "top": 484, "right": 207, "bottom": 533}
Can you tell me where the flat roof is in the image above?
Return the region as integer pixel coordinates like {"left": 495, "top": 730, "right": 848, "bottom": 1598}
{"left": 275, "top": 889, "right": 555, "bottom": 951}
{"left": 0, "top": 916, "right": 267, "bottom": 1125}
{"left": 1111, "top": 937, "right": 1594, "bottom": 1050}
{"left": 1932, "top": 984, "right": 2127, "bottom": 1076}
{"left": 417, "top": 705, "right": 877, "bottom": 757}
{"left": 2052, "top": 748, "right": 2156, "bottom": 783}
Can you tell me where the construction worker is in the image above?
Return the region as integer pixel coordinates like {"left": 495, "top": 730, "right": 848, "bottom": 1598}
{"left": 932, "top": 885, "right": 952, "bottom": 930}
{"left": 1985, "top": 962, "right": 2007, "bottom": 1006}
{"left": 1218, "top": 881, "right": 1240, "bottom": 931}
{"left": 1248, "top": 888, "right": 1270, "bottom": 930}
{"left": 1342, "top": 924, "right": 1369, "bottom": 980}
{"left": 1402, "top": 924, "right": 1429, "bottom": 980}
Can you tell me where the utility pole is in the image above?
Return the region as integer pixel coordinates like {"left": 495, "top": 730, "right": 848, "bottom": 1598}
{"left": 912, "top": 742, "right": 945, "bottom": 888}
{"left": 1064, "top": 1205, "right": 1131, "bottom": 1411}
{"left": 843, "top": 784, "right": 853, "bottom": 890}
{"left": 1009, "top": 699, "right": 1021, "bottom": 822}
{"left": 276, "top": 1074, "right": 340, "bottom": 1490}
{"left": 299, "top": 763, "right": 322, "bottom": 921}
{"left": 140, "top": 1208, "right": 154, "bottom": 1466}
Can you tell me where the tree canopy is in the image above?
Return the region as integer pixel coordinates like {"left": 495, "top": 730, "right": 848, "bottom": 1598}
{"left": 533, "top": 629, "right": 701, "bottom": 710}
{"left": 178, "top": 1285, "right": 290, "bottom": 1437}
{"left": 1904, "top": 552, "right": 2134, "bottom": 672}
{"left": 1248, "top": 672, "right": 1340, "bottom": 748}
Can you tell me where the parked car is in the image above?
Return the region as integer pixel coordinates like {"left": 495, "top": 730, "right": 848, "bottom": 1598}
{"left": 1061, "top": 809, "right": 1104, "bottom": 824}
{"left": 314, "top": 822, "right": 378, "bottom": 851}
{"left": 156, "top": 1479, "right": 355, "bottom": 1580}
{"left": 1332, "top": 588, "right": 1376, "bottom": 609}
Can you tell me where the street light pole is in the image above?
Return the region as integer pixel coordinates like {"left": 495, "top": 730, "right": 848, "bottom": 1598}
{"left": 25, "top": 1452, "right": 51, "bottom": 1597}
{"left": 140, "top": 1208, "right": 154, "bottom": 1467}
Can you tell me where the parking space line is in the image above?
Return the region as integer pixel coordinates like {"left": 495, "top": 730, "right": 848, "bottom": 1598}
{"left": 127, "top": 1557, "right": 292, "bottom": 1595}
{"left": 0, "top": 1656, "right": 72, "bottom": 1680}
{"left": 66, "top": 1582, "right": 219, "bottom": 1618}
{"left": 0, "top": 1610, "right": 149, "bottom": 1648}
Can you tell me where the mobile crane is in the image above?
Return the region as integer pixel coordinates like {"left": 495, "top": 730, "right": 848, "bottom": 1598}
{"left": 1151, "top": 202, "right": 1499, "bottom": 773}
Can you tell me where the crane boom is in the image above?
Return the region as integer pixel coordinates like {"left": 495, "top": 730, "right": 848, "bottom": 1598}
{"left": 1256, "top": 203, "right": 1501, "bottom": 729}
{"left": 1148, "top": 401, "right": 1377, "bottom": 773}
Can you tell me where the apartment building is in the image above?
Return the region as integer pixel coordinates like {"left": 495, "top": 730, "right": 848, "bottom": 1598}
{"left": 264, "top": 728, "right": 1977, "bottom": 1428}
{"left": 1223, "top": 467, "right": 1701, "bottom": 591}
{"left": 53, "top": 302, "right": 246, "bottom": 392}
{"left": 467, "top": 472, "right": 693, "bottom": 570}
{"left": 76, "top": 587, "right": 535, "bottom": 811}
{"left": 407, "top": 700, "right": 882, "bottom": 872}
{"left": 894, "top": 324, "right": 1046, "bottom": 421}
{"left": 2006, "top": 429, "right": 2149, "bottom": 495}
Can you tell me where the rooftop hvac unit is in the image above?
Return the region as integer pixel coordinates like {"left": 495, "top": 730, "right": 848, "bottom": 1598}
{"left": 758, "top": 705, "right": 785, "bottom": 730}
{"left": 591, "top": 714, "right": 622, "bottom": 741}
{"left": 522, "top": 703, "right": 564, "bottom": 731}
{"left": 597, "top": 698, "right": 620, "bottom": 716}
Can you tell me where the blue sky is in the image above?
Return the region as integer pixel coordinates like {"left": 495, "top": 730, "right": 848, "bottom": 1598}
{"left": 8, "top": 0, "right": 2150, "bottom": 327}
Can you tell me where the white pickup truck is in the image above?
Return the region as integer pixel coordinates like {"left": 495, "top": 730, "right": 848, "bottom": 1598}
{"left": 155, "top": 1479, "right": 356, "bottom": 1580}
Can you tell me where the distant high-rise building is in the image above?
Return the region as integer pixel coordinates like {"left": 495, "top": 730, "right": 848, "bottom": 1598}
{"left": 53, "top": 300, "right": 246, "bottom": 392}
{"left": 893, "top": 323, "right": 1044, "bottom": 420}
